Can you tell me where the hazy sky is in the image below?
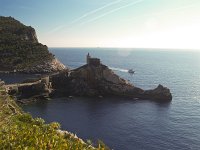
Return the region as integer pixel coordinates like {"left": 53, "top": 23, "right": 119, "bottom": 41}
{"left": 1, "top": 0, "right": 200, "bottom": 49}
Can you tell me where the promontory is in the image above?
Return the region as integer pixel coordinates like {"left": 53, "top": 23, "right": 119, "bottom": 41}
{"left": 0, "top": 16, "right": 66, "bottom": 73}
{"left": 5, "top": 53, "right": 172, "bottom": 102}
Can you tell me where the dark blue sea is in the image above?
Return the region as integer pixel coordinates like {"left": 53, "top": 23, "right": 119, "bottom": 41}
{"left": 1, "top": 48, "right": 200, "bottom": 150}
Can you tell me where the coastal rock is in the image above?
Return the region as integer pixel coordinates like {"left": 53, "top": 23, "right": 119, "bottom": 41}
{"left": 141, "top": 84, "right": 172, "bottom": 101}
{"left": 7, "top": 54, "right": 172, "bottom": 102}
{"left": 0, "top": 79, "right": 5, "bottom": 87}
{"left": 102, "top": 69, "right": 129, "bottom": 85}
{"left": 22, "top": 27, "right": 38, "bottom": 43}
{"left": 0, "top": 16, "right": 66, "bottom": 73}
{"left": 19, "top": 58, "right": 67, "bottom": 73}
{"left": 50, "top": 54, "right": 172, "bottom": 101}
{"left": 6, "top": 76, "right": 52, "bottom": 100}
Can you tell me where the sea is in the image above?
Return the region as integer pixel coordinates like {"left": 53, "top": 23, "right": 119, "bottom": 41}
{"left": 1, "top": 48, "right": 200, "bottom": 150}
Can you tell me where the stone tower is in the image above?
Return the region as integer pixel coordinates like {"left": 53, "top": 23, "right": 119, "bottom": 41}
{"left": 87, "top": 53, "right": 90, "bottom": 64}
{"left": 86, "top": 53, "right": 100, "bottom": 66}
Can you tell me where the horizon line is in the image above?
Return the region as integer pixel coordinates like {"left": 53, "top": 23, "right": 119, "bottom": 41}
{"left": 48, "top": 47, "right": 200, "bottom": 51}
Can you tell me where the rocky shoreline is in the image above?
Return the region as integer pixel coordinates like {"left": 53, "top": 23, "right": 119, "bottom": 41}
{"left": 16, "top": 58, "right": 67, "bottom": 74}
{"left": 51, "top": 62, "right": 172, "bottom": 101}
{"left": 5, "top": 54, "right": 172, "bottom": 103}
{"left": 0, "top": 58, "right": 66, "bottom": 74}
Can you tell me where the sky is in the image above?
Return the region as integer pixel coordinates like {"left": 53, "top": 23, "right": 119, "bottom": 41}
{"left": 0, "top": 0, "right": 200, "bottom": 49}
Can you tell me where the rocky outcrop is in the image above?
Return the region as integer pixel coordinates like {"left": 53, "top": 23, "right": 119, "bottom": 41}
{"left": 4, "top": 63, "right": 172, "bottom": 102}
{"left": 4, "top": 53, "right": 172, "bottom": 102}
{"left": 18, "top": 58, "right": 66, "bottom": 73}
{"left": 51, "top": 63, "right": 172, "bottom": 101}
{"left": 0, "top": 79, "right": 5, "bottom": 87}
{"left": 141, "top": 84, "right": 172, "bottom": 101}
{"left": 21, "top": 27, "right": 38, "bottom": 43}
{"left": 0, "top": 16, "right": 66, "bottom": 73}
{"left": 6, "top": 76, "right": 52, "bottom": 102}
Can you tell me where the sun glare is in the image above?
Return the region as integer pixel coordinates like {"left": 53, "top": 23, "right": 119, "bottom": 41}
{"left": 103, "top": 24, "right": 200, "bottom": 50}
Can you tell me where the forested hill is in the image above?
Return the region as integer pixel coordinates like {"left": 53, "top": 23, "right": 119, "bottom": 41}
{"left": 0, "top": 16, "right": 65, "bottom": 73}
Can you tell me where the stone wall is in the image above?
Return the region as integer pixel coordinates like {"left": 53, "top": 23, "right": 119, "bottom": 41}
{"left": 6, "top": 77, "right": 52, "bottom": 99}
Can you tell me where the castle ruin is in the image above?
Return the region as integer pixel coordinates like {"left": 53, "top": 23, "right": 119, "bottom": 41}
{"left": 86, "top": 53, "right": 100, "bottom": 66}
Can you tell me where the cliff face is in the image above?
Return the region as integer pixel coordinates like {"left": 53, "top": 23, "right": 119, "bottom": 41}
{"left": 0, "top": 16, "right": 66, "bottom": 73}
{"left": 0, "top": 16, "right": 38, "bottom": 43}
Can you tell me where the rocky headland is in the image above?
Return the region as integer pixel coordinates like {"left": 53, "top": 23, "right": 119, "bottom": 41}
{"left": 0, "top": 16, "right": 66, "bottom": 73}
{"left": 51, "top": 54, "right": 172, "bottom": 101}
{"left": 6, "top": 54, "right": 172, "bottom": 102}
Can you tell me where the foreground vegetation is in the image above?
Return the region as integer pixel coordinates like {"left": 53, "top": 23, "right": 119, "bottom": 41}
{"left": 0, "top": 84, "right": 109, "bottom": 150}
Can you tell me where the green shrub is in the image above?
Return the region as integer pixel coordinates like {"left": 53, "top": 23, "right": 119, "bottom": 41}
{"left": 0, "top": 113, "right": 109, "bottom": 150}
{"left": 0, "top": 114, "right": 86, "bottom": 149}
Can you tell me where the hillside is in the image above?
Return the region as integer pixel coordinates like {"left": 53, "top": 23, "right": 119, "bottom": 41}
{"left": 0, "top": 16, "right": 65, "bottom": 73}
{"left": 0, "top": 80, "right": 109, "bottom": 149}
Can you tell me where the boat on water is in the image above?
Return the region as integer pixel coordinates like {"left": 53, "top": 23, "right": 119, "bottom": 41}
{"left": 128, "top": 69, "right": 135, "bottom": 74}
